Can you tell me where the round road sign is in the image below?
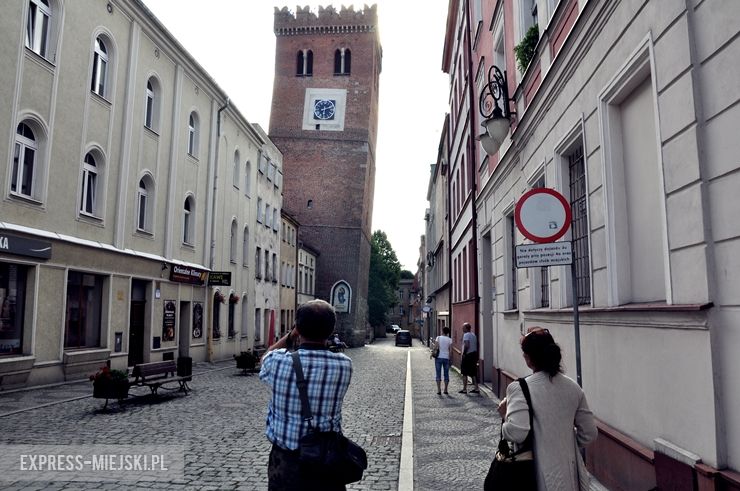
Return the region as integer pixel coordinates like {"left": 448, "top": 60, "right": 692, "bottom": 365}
{"left": 514, "top": 188, "right": 572, "bottom": 243}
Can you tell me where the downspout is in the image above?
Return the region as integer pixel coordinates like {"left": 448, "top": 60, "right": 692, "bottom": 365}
{"left": 207, "top": 97, "right": 230, "bottom": 362}
{"left": 464, "top": 0, "right": 481, "bottom": 379}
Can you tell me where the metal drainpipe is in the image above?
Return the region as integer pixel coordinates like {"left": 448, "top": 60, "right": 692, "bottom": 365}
{"left": 207, "top": 97, "right": 230, "bottom": 362}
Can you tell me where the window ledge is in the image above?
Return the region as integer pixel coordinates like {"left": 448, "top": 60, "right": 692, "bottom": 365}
{"left": 143, "top": 126, "right": 160, "bottom": 138}
{"left": 78, "top": 213, "right": 104, "bottom": 227}
{"left": 502, "top": 309, "right": 519, "bottom": 317}
{"left": 90, "top": 91, "right": 111, "bottom": 106}
{"left": 135, "top": 229, "right": 154, "bottom": 239}
{"left": 181, "top": 242, "right": 195, "bottom": 250}
{"left": 8, "top": 193, "right": 44, "bottom": 207}
{"left": 523, "top": 302, "right": 713, "bottom": 315}
{"left": 186, "top": 153, "right": 199, "bottom": 163}
{"left": 24, "top": 48, "right": 55, "bottom": 71}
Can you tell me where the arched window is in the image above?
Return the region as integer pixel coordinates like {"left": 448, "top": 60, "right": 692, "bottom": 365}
{"left": 230, "top": 219, "right": 238, "bottom": 263}
{"left": 136, "top": 176, "right": 154, "bottom": 232}
{"left": 296, "top": 50, "right": 304, "bottom": 76}
{"left": 183, "top": 196, "right": 194, "bottom": 245}
{"left": 187, "top": 112, "right": 199, "bottom": 156}
{"left": 26, "top": 0, "right": 51, "bottom": 58}
{"left": 244, "top": 161, "right": 251, "bottom": 196}
{"left": 296, "top": 49, "right": 313, "bottom": 76}
{"left": 11, "top": 123, "right": 38, "bottom": 198}
{"left": 233, "top": 150, "right": 240, "bottom": 188}
{"left": 212, "top": 291, "right": 221, "bottom": 339}
{"left": 306, "top": 49, "right": 313, "bottom": 76}
{"left": 80, "top": 152, "right": 98, "bottom": 215}
{"left": 91, "top": 36, "right": 108, "bottom": 97}
{"left": 334, "top": 48, "right": 351, "bottom": 75}
{"left": 242, "top": 226, "right": 249, "bottom": 267}
{"left": 144, "top": 78, "right": 160, "bottom": 130}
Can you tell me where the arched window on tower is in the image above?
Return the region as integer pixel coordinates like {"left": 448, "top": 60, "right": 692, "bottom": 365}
{"left": 334, "top": 48, "right": 351, "bottom": 75}
{"left": 296, "top": 49, "right": 313, "bottom": 77}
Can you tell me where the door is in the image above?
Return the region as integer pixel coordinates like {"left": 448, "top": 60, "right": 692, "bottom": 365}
{"left": 128, "top": 300, "right": 145, "bottom": 367}
{"left": 179, "top": 301, "right": 190, "bottom": 357}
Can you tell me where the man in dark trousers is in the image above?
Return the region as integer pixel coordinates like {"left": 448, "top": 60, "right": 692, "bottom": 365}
{"left": 459, "top": 322, "right": 480, "bottom": 394}
{"left": 259, "top": 299, "right": 353, "bottom": 490}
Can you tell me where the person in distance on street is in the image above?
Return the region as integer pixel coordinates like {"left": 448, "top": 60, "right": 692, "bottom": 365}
{"left": 459, "top": 322, "right": 480, "bottom": 394}
{"left": 433, "top": 327, "right": 453, "bottom": 395}
{"left": 497, "top": 327, "right": 597, "bottom": 490}
{"left": 259, "top": 299, "right": 353, "bottom": 491}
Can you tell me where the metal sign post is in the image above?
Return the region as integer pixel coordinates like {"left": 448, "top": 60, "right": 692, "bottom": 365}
{"left": 515, "top": 188, "right": 582, "bottom": 387}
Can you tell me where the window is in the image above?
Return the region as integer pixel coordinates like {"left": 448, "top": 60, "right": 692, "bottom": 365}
{"left": 245, "top": 161, "right": 251, "bottom": 196}
{"left": 212, "top": 291, "right": 221, "bottom": 339}
{"left": 265, "top": 250, "right": 270, "bottom": 281}
{"left": 242, "top": 226, "right": 249, "bottom": 267}
{"left": 233, "top": 150, "right": 240, "bottom": 188}
{"left": 80, "top": 152, "right": 98, "bottom": 216}
{"left": 11, "top": 123, "right": 38, "bottom": 199}
{"left": 64, "top": 271, "right": 103, "bottom": 349}
{"left": 258, "top": 151, "right": 266, "bottom": 174}
{"left": 230, "top": 219, "right": 237, "bottom": 263}
{"left": 519, "top": 0, "right": 538, "bottom": 40}
{"left": 91, "top": 37, "right": 108, "bottom": 97}
{"left": 228, "top": 296, "right": 235, "bottom": 338}
{"left": 241, "top": 298, "right": 249, "bottom": 338}
{"left": 334, "top": 48, "right": 351, "bottom": 75}
{"left": 136, "top": 176, "right": 154, "bottom": 232}
{"left": 505, "top": 212, "right": 518, "bottom": 310}
{"left": 296, "top": 49, "right": 313, "bottom": 76}
{"left": 257, "top": 198, "right": 263, "bottom": 223}
{"left": 187, "top": 112, "right": 199, "bottom": 156}
{"left": 144, "top": 78, "right": 160, "bottom": 130}
{"left": 265, "top": 204, "right": 271, "bottom": 228}
{"left": 26, "top": 0, "right": 50, "bottom": 58}
{"left": 254, "top": 308, "right": 261, "bottom": 342}
{"left": 255, "top": 247, "right": 262, "bottom": 279}
{"left": 568, "top": 146, "right": 591, "bottom": 305}
{"left": 275, "top": 170, "right": 282, "bottom": 190}
{"left": 267, "top": 163, "right": 275, "bottom": 182}
{"left": 0, "top": 263, "right": 29, "bottom": 356}
{"left": 273, "top": 209, "right": 279, "bottom": 232}
{"left": 183, "top": 196, "right": 194, "bottom": 245}
{"left": 272, "top": 254, "right": 277, "bottom": 283}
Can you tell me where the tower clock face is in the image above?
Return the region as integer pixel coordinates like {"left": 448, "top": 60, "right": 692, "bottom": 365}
{"left": 313, "top": 99, "right": 336, "bottom": 120}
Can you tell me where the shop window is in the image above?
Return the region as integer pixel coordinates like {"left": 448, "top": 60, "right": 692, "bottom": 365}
{"left": 212, "top": 291, "right": 221, "bottom": 339}
{"left": 64, "top": 271, "right": 103, "bottom": 349}
{"left": 0, "top": 263, "right": 28, "bottom": 356}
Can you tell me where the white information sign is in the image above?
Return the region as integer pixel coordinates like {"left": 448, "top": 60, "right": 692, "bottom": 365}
{"left": 516, "top": 241, "right": 573, "bottom": 268}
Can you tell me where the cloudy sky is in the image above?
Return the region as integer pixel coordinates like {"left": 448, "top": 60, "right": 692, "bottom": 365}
{"left": 142, "top": 0, "right": 450, "bottom": 271}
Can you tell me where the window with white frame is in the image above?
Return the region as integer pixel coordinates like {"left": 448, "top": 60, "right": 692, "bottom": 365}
{"left": 144, "top": 78, "right": 160, "bottom": 131}
{"left": 80, "top": 152, "right": 98, "bottom": 216}
{"left": 242, "top": 226, "right": 249, "bottom": 267}
{"left": 265, "top": 204, "right": 271, "bottom": 228}
{"left": 255, "top": 247, "right": 262, "bottom": 279}
{"left": 187, "top": 112, "right": 198, "bottom": 157}
{"left": 26, "top": 0, "right": 51, "bottom": 58}
{"left": 11, "top": 122, "right": 39, "bottom": 199}
{"left": 91, "top": 36, "right": 109, "bottom": 97}
{"left": 505, "top": 211, "right": 518, "bottom": 310}
{"left": 519, "top": 0, "right": 538, "bottom": 41}
{"left": 567, "top": 145, "right": 591, "bottom": 305}
{"left": 257, "top": 198, "right": 263, "bottom": 223}
{"left": 136, "top": 176, "right": 154, "bottom": 232}
{"left": 183, "top": 196, "right": 194, "bottom": 245}
{"left": 230, "top": 219, "right": 237, "bottom": 263}
{"left": 245, "top": 161, "right": 251, "bottom": 196}
{"left": 273, "top": 209, "right": 278, "bottom": 232}
{"left": 233, "top": 150, "right": 240, "bottom": 188}
{"left": 267, "top": 163, "right": 275, "bottom": 182}
{"left": 258, "top": 151, "right": 266, "bottom": 174}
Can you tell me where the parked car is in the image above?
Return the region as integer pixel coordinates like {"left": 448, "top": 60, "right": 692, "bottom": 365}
{"left": 395, "top": 330, "right": 412, "bottom": 347}
{"left": 386, "top": 324, "right": 401, "bottom": 334}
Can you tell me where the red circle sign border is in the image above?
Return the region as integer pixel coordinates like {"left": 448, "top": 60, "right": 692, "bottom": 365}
{"left": 514, "top": 188, "right": 572, "bottom": 243}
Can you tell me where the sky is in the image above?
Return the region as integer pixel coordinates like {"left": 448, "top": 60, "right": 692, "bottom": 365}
{"left": 142, "top": 0, "right": 450, "bottom": 271}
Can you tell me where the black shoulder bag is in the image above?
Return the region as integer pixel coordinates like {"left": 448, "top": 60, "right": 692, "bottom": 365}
{"left": 291, "top": 352, "right": 368, "bottom": 485}
{"left": 484, "top": 377, "right": 537, "bottom": 491}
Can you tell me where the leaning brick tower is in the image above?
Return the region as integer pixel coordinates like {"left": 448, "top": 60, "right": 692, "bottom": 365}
{"left": 269, "top": 5, "right": 381, "bottom": 345}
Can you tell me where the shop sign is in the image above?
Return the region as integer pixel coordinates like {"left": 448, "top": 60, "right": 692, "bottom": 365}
{"left": 169, "top": 264, "right": 207, "bottom": 285}
{"left": 207, "top": 271, "right": 232, "bottom": 286}
{"left": 0, "top": 234, "right": 51, "bottom": 259}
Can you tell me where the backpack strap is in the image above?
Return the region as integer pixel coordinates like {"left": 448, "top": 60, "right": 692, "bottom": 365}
{"left": 518, "top": 377, "right": 535, "bottom": 451}
{"left": 291, "top": 351, "right": 314, "bottom": 429}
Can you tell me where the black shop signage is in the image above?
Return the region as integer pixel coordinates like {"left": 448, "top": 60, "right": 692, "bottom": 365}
{"left": 207, "top": 271, "right": 232, "bottom": 286}
{"left": 169, "top": 264, "right": 207, "bottom": 285}
{"left": 0, "top": 234, "right": 51, "bottom": 259}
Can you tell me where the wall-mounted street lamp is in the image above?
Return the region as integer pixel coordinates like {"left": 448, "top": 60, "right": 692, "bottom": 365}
{"left": 479, "top": 65, "right": 516, "bottom": 156}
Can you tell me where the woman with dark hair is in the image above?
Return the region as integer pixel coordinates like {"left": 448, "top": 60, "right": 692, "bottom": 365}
{"left": 496, "top": 328, "right": 598, "bottom": 490}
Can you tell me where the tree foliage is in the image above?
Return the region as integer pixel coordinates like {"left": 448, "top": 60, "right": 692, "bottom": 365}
{"left": 400, "top": 270, "right": 414, "bottom": 280}
{"left": 368, "top": 230, "right": 402, "bottom": 327}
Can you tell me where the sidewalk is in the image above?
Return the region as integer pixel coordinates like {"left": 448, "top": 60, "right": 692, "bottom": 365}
{"left": 0, "top": 359, "right": 234, "bottom": 418}
{"left": 409, "top": 348, "right": 609, "bottom": 491}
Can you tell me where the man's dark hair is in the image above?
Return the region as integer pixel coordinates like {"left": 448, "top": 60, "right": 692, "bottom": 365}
{"left": 463, "top": 322, "right": 471, "bottom": 332}
{"left": 295, "top": 299, "right": 336, "bottom": 341}
{"left": 443, "top": 327, "right": 451, "bottom": 335}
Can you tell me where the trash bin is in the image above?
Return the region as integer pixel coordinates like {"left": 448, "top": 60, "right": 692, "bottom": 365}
{"left": 177, "top": 356, "right": 192, "bottom": 377}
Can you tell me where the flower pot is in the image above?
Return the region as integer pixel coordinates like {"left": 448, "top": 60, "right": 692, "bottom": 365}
{"left": 93, "top": 378, "right": 130, "bottom": 400}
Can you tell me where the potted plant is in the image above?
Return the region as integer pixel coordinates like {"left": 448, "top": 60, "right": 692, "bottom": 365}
{"left": 214, "top": 290, "right": 226, "bottom": 304}
{"left": 90, "top": 365, "right": 130, "bottom": 404}
{"left": 234, "top": 351, "right": 258, "bottom": 373}
{"left": 229, "top": 293, "right": 240, "bottom": 305}
{"left": 514, "top": 24, "right": 540, "bottom": 73}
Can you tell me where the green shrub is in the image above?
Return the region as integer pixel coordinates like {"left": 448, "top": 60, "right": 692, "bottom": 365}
{"left": 514, "top": 24, "right": 540, "bottom": 72}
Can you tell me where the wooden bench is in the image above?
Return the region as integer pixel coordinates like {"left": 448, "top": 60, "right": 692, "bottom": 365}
{"left": 131, "top": 360, "right": 191, "bottom": 395}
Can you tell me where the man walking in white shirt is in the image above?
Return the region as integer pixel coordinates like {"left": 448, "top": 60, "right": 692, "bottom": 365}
{"left": 459, "top": 322, "right": 480, "bottom": 394}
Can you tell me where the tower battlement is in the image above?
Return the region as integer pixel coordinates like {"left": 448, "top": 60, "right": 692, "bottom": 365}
{"left": 274, "top": 4, "right": 378, "bottom": 36}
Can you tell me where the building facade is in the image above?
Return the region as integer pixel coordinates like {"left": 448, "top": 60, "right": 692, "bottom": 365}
{"left": 268, "top": 5, "right": 381, "bottom": 346}
{"left": 449, "top": 0, "right": 740, "bottom": 488}
{"left": 0, "top": 0, "right": 270, "bottom": 387}
{"left": 296, "top": 243, "right": 318, "bottom": 307}
{"left": 279, "top": 210, "right": 298, "bottom": 338}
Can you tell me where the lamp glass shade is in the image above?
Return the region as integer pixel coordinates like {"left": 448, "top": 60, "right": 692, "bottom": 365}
{"left": 480, "top": 116, "right": 510, "bottom": 155}
{"left": 479, "top": 131, "right": 501, "bottom": 156}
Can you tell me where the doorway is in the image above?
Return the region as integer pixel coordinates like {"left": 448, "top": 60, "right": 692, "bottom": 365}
{"left": 179, "top": 301, "right": 190, "bottom": 358}
{"left": 128, "top": 280, "right": 148, "bottom": 367}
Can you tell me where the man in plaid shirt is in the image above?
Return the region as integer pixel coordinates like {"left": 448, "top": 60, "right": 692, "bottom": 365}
{"left": 259, "top": 299, "right": 353, "bottom": 490}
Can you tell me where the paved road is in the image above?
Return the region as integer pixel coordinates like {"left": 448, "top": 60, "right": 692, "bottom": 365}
{"left": 0, "top": 337, "right": 607, "bottom": 490}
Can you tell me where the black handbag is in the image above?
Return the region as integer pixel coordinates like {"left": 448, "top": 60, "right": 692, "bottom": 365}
{"left": 484, "top": 378, "right": 537, "bottom": 491}
{"left": 291, "top": 352, "right": 368, "bottom": 485}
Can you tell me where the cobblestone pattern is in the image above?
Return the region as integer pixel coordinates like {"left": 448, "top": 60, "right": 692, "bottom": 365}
{"left": 410, "top": 349, "right": 501, "bottom": 491}
{"left": 0, "top": 341, "right": 407, "bottom": 490}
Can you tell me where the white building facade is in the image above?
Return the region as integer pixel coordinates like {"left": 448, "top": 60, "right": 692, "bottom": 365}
{"left": 0, "top": 0, "right": 270, "bottom": 387}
